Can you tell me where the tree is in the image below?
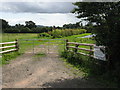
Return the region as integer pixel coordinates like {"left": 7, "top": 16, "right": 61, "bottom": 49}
{"left": 20, "top": 27, "right": 31, "bottom": 33}
{"left": 84, "top": 22, "right": 94, "bottom": 33}
{"left": 15, "top": 24, "right": 24, "bottom": 28}
{"left": 0, "top": 19, "right": 10, "bottom": 32}
{"left": 63, "top": 22, "right": 81, "bottom": 29}
{"left": 25, "top": 21, "right": 36, "bottom": 29}
{"left": 1, "top": 19, "right": 53, "bottom": 33}
{"left": 72, "top": 2, "right": 120, "bottom": 72}
{"left": 0, "top": 19, "right": 9, "bottom": 29}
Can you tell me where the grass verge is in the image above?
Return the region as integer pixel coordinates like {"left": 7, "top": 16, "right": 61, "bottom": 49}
{"left": 60, "top": 50, "right": 118, "bottom": 87}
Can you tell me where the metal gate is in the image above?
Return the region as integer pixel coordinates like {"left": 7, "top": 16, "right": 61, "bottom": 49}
{"left": 18, "top": 39, "right": 66, "bottom": 55}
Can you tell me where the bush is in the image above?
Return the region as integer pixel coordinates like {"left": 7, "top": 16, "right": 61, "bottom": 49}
{"left": 38, "top": 33, "right": 51, "bottom": 37}
{"left": 4, "top": 27, "right": 31, "bottom": 33}
{"left": 61, "top": 50, "right": 83, "bottom": 67}
{"left": 49, "top": 29, "right": 87, "bottom": 38}
{"left": 61, "top": 50, "right": 107, "bottom": 75}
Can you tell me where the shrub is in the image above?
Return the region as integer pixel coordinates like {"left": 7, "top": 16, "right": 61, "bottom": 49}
{"left": 61, "top": 50, "right": 107, "bottom": 75}
{"left": 49, "top": 29, "right": 87, "bottom": 38}
{"left": 38, "top": 33, "right": 51, "bottom": 37}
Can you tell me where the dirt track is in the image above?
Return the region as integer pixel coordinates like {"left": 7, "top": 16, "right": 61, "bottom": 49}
{"left": 2, "top": 44, "right": 106, "bottom": 88}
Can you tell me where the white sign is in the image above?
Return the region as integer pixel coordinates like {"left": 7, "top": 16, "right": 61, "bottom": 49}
{"left": 94, "top": 46, "right": 106, "bottom": 61}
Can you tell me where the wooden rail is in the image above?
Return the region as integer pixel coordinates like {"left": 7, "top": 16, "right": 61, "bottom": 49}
{"left": 0, "top": 39, "right": 19, "bottom": 54}
{"left": 67, "top": 42, "right": 95, "bottom": 46}
{"left": 66, "top": 40, "right": 95, "bottom": 57}
{"left": 0, "top": 41, "right": 17, "bottom": 45}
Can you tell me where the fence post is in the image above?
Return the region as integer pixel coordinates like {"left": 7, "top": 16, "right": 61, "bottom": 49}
{"left": 89, "top": 46, "right": 93, "bottom": 57}
{"left": 2, "top": 44, "right": 4, "bottom": 52}
{"left": 15, "top": 39, "right": 19, "bottom": 51}
{"left": 74, "top": 44, "right": 79, "bottom": 53}
{"left": 66, "top": 39, "right": 69, "bottom": 50}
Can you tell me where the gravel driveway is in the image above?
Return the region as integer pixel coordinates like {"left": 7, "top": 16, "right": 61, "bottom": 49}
{"left": 2, "top": 44, "right": 106, "bottom": 88}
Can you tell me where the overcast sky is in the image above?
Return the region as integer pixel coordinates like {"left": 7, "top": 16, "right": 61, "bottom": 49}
{"left": 0, "top": 1, "right": 82, "bottom": 26}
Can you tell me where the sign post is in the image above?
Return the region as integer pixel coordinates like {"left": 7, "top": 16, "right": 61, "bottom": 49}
{"left": 94, "top": 46, "right": 106, "bottom": 61}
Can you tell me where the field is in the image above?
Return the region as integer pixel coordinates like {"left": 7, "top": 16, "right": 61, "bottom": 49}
{"left": 61, "top": 33, "right": 95, "bottom": 43}
{"left": 2, "top": 33, "right": 49, "bottom": 64}
{"left": 2, "top": 33, "right": 115, "bottom": 87}
{"left": 2, "top": 33, "right": 38, "bottom": 42}
{"left": 1, "top": 33, "right": 94, "bottom": 64}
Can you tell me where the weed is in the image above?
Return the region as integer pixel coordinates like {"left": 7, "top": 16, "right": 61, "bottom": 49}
{"left": 34, "top": 53, "right": 46, "bottom": 57}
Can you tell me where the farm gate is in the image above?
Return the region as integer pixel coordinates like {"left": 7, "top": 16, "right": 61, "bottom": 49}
{"left": 18, "top": 39, "right": 66, "bottom": 55}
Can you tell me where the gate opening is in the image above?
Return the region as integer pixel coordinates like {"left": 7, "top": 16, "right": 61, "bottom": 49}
{"left": 18, "top": 39, "right": 66, "bottom": 55}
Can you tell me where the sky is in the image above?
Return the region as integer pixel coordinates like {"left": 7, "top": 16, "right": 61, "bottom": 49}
{"left": 1, "top": 0, "right": 116, "bottom": 26}
{"left": 0, "top": 0, "right": 82, "bottom": 27}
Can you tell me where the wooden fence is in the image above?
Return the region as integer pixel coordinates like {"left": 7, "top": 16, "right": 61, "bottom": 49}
{"left": 66, "top": 40, "right": 95, "bottom": 57}
{"left": 0, "top": 39, "right": 19, "bottom": 54}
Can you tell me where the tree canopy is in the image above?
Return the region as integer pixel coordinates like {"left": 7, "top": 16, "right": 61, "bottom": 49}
{"left": 25, "top": 21, "right": 36, "bottom": 29}
{"left": 72, "top": 2, "right": 120, "bottom": 82}
{"left": 0, "top": 19, "right": 10, "bottom": 29}
{"left": 63, "top": 22, "right": 81, "bottom": 29}
{"left": 1, "top": 19, "right": 53, "bottom": 33}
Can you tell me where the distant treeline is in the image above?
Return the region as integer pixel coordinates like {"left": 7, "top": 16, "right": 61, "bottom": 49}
{"left": 3, "top": 27, "right": 53, "bottom": 33}
{"left": 1, "top": 19, "right": 93, "bottom": 33}
{"left": 1, "top": 19, "right": 53, "bottom": 33}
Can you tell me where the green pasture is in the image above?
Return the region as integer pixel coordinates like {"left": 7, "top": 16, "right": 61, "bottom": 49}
{"left": 2, "top": 33, "right": 38, "bottom": 42}
{"left": 61, "top": 33, "right": 95, "bottom": 44}
{"left": 2, "top": 33, "right": 50, "bottom": 64}
{"left": 1, "top": 33, "right": 94, "bottom": 65}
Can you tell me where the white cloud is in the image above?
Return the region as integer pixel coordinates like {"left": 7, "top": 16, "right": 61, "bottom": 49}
{"left": 0, "top": 1, "right": 82, "bottom": 26}
{"left": 0, "top": 12, "right": 80, "bottom": 26}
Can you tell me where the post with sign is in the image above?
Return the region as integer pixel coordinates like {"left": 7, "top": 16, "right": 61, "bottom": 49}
{"left": 89, "top": 46, "right": 93, "bottom": 57}
{"left": 93, "top": 45, "right": 106, "bottom": 61}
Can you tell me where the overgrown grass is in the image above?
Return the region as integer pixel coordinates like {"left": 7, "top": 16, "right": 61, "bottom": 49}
{"left": 33, "top": 53, "right": 46, "bottom": 61}
{"left": 34, "top": 53, "right": 46, "bottom": 57}
{"left": 2, "top": 52, "right": 22, "bottom": 64}
{"left": 60, "top": 50, "right": 119, "bottom": 87}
